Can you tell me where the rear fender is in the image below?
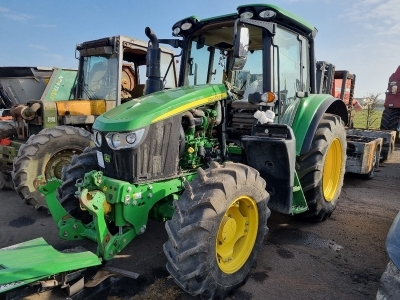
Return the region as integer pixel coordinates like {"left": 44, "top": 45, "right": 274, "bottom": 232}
{"left": 282, "top": 94, "right": 348, "bottom": 155}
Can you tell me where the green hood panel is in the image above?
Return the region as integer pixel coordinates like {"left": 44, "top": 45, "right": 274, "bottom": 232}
{"left": 41, "top": 68, "right": 77, "bottom": 101}
{"left": 93, "top": 84, "right": 227, "bottom": 132}
{"left": 0, "top": 238, "right": 101, "bottom": 291}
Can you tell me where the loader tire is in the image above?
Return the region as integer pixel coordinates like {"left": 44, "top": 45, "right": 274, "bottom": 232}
{"left": 297, "top": 114, "right": 346, "bottom": 222}
{"left": 0, "top": 121, "right": 17, "bottom": 139}
{"left": 58, "top": 147, "right": 98, "bottom": 219}
{"left": 12, "top": 126, "right": 92, "bottom": 211}
{"left": 164, "top": 162, "right": 270, "bottom": 299}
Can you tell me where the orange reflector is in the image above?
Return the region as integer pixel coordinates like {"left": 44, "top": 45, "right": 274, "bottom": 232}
{"left": 265, "top": 92, "right": 276, "bottom": 103}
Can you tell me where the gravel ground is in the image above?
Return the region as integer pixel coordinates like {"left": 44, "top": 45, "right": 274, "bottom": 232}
{"left": 0, "top": 145, "right": 399, "bottom": 300}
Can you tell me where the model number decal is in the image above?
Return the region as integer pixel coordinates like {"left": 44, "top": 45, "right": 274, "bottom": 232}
{"left": 50, "top": 75, "right": 63, "bottom": 100}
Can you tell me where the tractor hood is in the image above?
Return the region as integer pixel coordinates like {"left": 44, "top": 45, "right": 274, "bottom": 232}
{"left": 93, "top": 84, "right": 227, "bottom": 132}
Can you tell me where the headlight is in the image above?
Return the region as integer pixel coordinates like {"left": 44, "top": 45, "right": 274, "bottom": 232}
{"left": 173, "top": 27, "right": 181, "bottom": 35}
{"left": 126, "top": 132, "right": 136, "bottom": 144}
{"left": 258, "top": 9, "right": 276, "bottom": 19}
{"left": 105, "top": 128, "right": 146, "bottom": 150}
{"left": 240, "top": 11, "right": 254, "bottom": 19}
{"left": 93, "top": 130, "right": 102, "bottom": 147}
{"left": 111, "top": 133, "right": 121, "bottom": 148}
{"left": 181, "top": 22, "right": 192, "bottom": 30}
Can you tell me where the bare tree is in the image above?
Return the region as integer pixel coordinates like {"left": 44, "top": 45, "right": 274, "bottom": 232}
{"left": 362, "top": 93, "right": 381, "bottom": 129}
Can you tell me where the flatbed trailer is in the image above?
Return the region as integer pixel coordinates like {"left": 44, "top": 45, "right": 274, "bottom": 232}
{"left": 317, "top": 61, "right": 395, "bottom": 178}
{"left": 346, "top": 133, "right": 382, "bottom": 178}
{"left": 346, "top": 128, "right": 396, "bottom": 162}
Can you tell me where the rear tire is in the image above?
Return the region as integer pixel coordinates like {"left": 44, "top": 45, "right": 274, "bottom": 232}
{"left": 380, "top": 107, "right": 400, "bottom": 131}
{"left": 12, "top": 126, "right": 92, "bottom": 210}
{"left": 380, "top": 107, "right": 400, "bottom": 143}
{"left": 164, "top": 162, "right": 270, "bottom": 299}
{"left": 297, "top": 114, "right": 347, "bottom": 222}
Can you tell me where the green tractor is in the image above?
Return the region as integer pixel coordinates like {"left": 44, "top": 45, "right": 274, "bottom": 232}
{"left": 1, "top": 4, "right": 348, "bottom": 299}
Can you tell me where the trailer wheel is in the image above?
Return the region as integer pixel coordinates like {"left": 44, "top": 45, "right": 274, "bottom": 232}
{"left": 297, "top": 114, "right": 346, "bottom": 222}
{"left": 12, "top": 126, "right": 92, "bottom": 210}
{"left": 57, "top": 147, "right": 98, "bottom": 219}
{"left": 364, "top": 148, "right": 379, "bottom": 180}
{"left": 164, "top": 162, "right": 269, "bottom": 299}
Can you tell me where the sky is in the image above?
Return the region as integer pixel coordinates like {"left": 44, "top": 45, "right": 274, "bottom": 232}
{"left": 0, "top": 0, "right": 399, "bottom": 98}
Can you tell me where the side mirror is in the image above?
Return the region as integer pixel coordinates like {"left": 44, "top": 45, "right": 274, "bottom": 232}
{"left": 232, "top": 26, "right": 249, "bottom": 70}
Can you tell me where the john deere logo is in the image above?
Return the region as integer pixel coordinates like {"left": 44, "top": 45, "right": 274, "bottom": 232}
{"left": 103, "top": 154, "right": 111, "bottom": 163}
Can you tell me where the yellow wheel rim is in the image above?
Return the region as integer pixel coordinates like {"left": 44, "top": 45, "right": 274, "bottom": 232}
{"left": 323, "top": 138, "right": 343, "bottom": 201}
{"left": 216, "top": 195, "right": 258, "bottom": 274}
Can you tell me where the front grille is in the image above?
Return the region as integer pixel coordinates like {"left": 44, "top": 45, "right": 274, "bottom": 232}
{"left": 100, "top": 115, "right": 181, "bottom": 183}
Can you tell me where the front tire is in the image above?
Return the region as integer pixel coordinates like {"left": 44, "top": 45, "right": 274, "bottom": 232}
{"left": 57, "top": 147, "right": 98, "bottom": 219}
{"left": 12, "top": 126, "right": 92, "bottom": 210}
{"left": 297, "top": 114, "right": 347, "bottom": 221}
{"left": 164, "top": 162, "right": 270, "bottom": 299}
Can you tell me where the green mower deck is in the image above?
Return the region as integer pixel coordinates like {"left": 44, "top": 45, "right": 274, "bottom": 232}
{"left": 0, "top": 237, "right": 101, "bottom": 293}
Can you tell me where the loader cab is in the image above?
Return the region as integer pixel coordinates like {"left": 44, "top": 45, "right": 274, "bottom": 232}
{"left": 75, "top": 35, "right": 177, "bottom": 105}
{"left": 169, "top": 4, "right": 317, "bottom": 122}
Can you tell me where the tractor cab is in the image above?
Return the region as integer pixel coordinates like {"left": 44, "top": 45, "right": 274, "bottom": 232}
{"left": 75, "top": 35, "right": 177, "bottom": 104}
{"left": 166, "top": 4, "right": 317, "bottom": 125}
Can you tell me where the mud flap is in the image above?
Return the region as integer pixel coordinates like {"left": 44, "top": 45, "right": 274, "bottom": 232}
{"left": 0, "top": 237, "right": 101, "bottom": 293}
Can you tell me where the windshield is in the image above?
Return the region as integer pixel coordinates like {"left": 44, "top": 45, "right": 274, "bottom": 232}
{"left": 182, "top": 24, "right": 263, "bottom": 97}
{"left": 78, "top": 55, "right": 118, "bottom": 100}
{"left": 138, "top": 51, "right": 177, "bottom": 89}
{"left": 161, "top": 51, "right": 177, "bottom": 88}
{"left": 232, "top": 51, "right": 263, "bottom": 99}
